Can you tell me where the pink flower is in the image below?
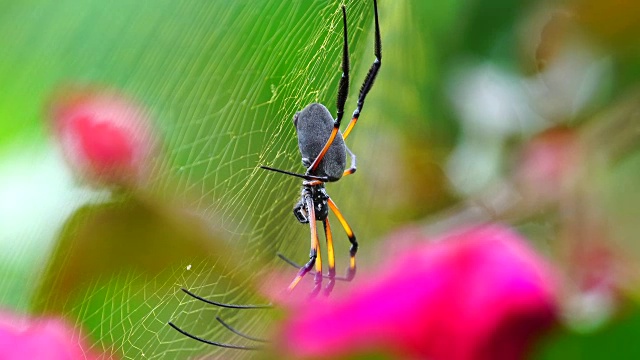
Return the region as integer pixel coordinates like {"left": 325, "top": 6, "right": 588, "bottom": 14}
{"left": 0, "top": 310, "right": 112, "bottom": 360}
{"left": 48, "top": 87, "right": 159, "bottom": 188}
{"left": 279, "top": 224, "right": 558, "bottom": 360}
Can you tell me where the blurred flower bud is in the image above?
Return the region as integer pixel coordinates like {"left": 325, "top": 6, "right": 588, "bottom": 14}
{"left": 48, "top": 87, "right": 159, "bottom": 188}
{"left": 515, "top": 126, "right": 582, "bottom": 205}
{"left": 279, "top": 224, "right": 558, "bottom": 360}
{"left": 0, "top": 310, "right": 114, "bottom": 359}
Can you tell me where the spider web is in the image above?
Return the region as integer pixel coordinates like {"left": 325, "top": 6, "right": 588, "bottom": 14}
{"left": 122, "top": 1, "right": 377, "bottom": 357}
{"left": 0, "top": 0, "right": 380, "bottom": 358}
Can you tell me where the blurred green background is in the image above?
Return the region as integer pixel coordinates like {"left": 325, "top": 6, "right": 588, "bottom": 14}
{"left": 1, "top": 0, "right": 640, "bottom": 358}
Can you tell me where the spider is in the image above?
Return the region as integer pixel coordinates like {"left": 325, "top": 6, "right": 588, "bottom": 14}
{"left": 261, "top": 0, "right": 381, "bottom": 297}
{"left": 169, "top": 0, "right": 382, "bottom": 349}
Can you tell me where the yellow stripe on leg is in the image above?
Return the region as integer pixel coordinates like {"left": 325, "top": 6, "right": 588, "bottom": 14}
{"left": 328, "top": 199, "right": 354, "bottom": 238}
{"left": 315, "top": 247, "right": 322, "bottom": 273}
{"left": 342, "top": 168, "right": 355, "bottom": 177}
{"left": 342, "top": 117, "right": 358, "bottom": 139}
{"left": 326, "top": 220, "right": 335, "bottom": 271}
{"left": 288, "top": 275, "right": 304, "bottom": 291}
{"left": 310, "top": 127, "right": 339, "bottom": 172}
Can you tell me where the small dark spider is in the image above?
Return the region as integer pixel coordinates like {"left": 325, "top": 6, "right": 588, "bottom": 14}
{"left": 169, "top": 0, "right": 381, "bottom": 349}
{"left": 261, "top": 0, "right": 381, "bottom": 297}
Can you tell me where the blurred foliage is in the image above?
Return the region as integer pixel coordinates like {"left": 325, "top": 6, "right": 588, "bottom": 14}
{"left": 31, "top": 194, "right": 250, "bottom": 313}
{"left": 536, "top": 307, "right": 640, "bottom": 359}
{"left": 0, "top": 0, "right": 639, "bottom": 358}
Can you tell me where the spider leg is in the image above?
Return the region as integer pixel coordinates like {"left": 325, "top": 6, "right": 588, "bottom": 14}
{"left": 307, "top": 5, "right": 350, "bottom": 174}
{"left": 335, "top": 5, "right": 350, "bottom": 132}
{"left": 327, "top": 197, "right": 358, "bottom": 281}
{"left": 171, "top": 289, "right": 270, "bottom": 348}
{"left": 168, "top": 322, "right": 263, "bottom": 350}
{"left": 322, "top": 218, "right": 336, "bottom": 296}
{"left": 288, "top": 192, "right": 323, "bottom": 296}
{"left": 181, "top": 288, "right": 272, "bottom": 309}
{"left": 260, "top": 165, "right": 329, "bottom": 182}
{"left": 342, "top": 145, "right": 357, "bottom": 178}
{"left": 277, "top": 253, "right": 351, "bottom": 282}
{"left": 343, "top": 0, "right": 382, "bottom": 140}
{"left": 216, "top": 316, "right": 269, "bottom": 343}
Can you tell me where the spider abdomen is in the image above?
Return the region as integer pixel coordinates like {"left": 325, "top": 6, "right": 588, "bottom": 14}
{"left": 293, "top": 103, "right": 346, "bottom": 181}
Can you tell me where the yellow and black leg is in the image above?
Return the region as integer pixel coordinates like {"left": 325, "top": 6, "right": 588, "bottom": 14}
{"left": 309, "top": 0, "right": 381, "bottom": 173}
{"left": 343, "top": 0, "right": 382, "bottom": 141}
{"left": 287, "top": 194, "right": 323, "bottom": 296}
{"left": 327, "top": 197, "right": 358, "bottom": 281}
{"left": 322, "top": 218, "right": 336, "bottom": 295}
{"left": 342, "top": 145, "right": 357, "bottom": 178}
{"left": 308, "top": 5, "right": 350, "bottom": 174}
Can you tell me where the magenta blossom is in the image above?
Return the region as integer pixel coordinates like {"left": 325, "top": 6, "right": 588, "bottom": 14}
{"left": 279, "top": 224, "right": 558, "bottom": 360}
{"left": 0, "top": 310, "right": 111, "bottom": 360}
{"left": 48, "top": 87, "right": 159, "bottom": 188}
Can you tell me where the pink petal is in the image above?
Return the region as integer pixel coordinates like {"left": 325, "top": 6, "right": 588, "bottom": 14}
{"left": 0, "top": 310, "right": 113, "bottom": 360}
{"left": 48, "top": 87, "right": 159, "bottom": 188}
{"left": 279, "top": 224, "right": 558, "bottom": 360}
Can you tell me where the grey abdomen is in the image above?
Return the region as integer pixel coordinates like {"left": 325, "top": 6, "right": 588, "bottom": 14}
{"left": 294, "top": 103, "right": 346, "bottom": 181}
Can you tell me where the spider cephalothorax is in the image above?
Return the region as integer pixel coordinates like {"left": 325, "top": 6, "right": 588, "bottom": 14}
{"left": 294, "top": 182, "right": 330, "bottom": 223}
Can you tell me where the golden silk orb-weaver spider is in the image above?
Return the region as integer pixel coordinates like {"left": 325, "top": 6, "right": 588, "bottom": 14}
{"left": 169, "top": 0, "right": 382, "bottom": 348}
{"left": 260, "top": 0, "right": 381, "bottom": 297}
